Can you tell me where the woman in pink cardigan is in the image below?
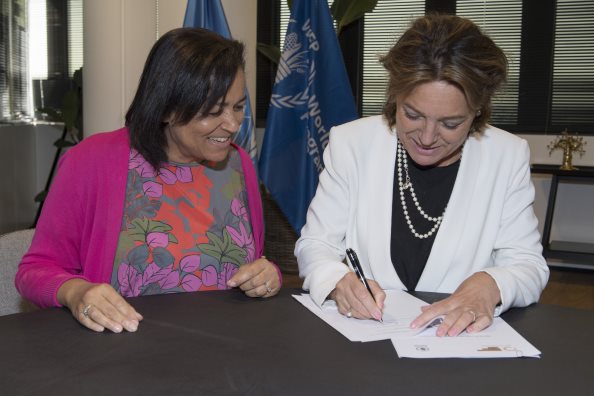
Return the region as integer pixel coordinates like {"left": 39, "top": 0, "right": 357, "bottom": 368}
{"left": 16, "top": 28, "right": 281, "bottom": 333}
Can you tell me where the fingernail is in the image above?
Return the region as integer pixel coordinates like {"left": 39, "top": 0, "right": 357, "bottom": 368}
{"left": 373, "top": 311, "right": 382, "bottom": 321}
{"left": 113, "top": 325, "right": 123, "bottom": 333}
{"left": 125, "top": 321, "right": 138, "bottom": 332}
{"left": 227, "top": 281, "right": 237, "bottom": 287}
{"left": 410, "top": 322, "right": 418, "bottom": 329}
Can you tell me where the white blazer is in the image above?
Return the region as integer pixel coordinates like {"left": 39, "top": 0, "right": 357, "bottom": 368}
{"left": 295, "top": 115, "right": 549, "bottom": 314}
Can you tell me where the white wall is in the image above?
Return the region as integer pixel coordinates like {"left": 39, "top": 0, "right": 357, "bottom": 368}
{"left": 0, "top": 123, "right": 62, "bottom": 234}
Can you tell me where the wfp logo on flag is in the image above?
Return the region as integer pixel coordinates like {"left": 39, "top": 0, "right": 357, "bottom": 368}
{"left": 274, "top": 31, "right": 309, "bottom": 84}
{"left": 259, "top": 0, "right": 358, "bottom": 233}
{"left": 270, "top": 22, "right": 329, "bottom": 174}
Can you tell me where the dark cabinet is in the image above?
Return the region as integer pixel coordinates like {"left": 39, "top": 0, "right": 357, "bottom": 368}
{"left": 531, "top": 164, "right": 594, "bottom": 266}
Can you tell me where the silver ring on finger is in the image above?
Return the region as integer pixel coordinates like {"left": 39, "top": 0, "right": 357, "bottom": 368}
{"left": 346, "top": 310, "right": 353, "bottom": 318}
{"left": 265, "top": 281, "right": 273, "bottom": 294}
{"left": 82, "top": 304, "right": 92, "bottom": 318}
{"left": 467, "top": 310, "right": 477, "bottom": 322}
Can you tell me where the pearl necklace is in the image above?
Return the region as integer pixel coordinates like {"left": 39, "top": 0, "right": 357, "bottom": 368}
{"left": 396, "top": 140, "right": 457, "bottom": 239}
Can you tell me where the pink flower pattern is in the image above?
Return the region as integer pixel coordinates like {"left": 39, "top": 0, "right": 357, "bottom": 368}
{"left": 111, "top": 149, "right": 255, "bottom": 297}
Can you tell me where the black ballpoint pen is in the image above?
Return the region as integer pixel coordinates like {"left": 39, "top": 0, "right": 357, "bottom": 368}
{"left": 346, "top": 248, "right": 382, "bottom": 322}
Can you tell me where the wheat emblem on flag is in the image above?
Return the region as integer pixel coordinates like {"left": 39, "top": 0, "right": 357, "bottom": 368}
{"left": 275, "top": 32, "right": 309, "bottom": 83}
{"left": 270, "top": 32, "right": 310, "bottom": 109}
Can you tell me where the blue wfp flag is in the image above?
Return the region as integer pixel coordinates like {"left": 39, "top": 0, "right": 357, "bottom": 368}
{"left": 183, "top": 0, "right": 258, "bottom": 166}
{"left": 259, "top": 0, "right": 358, "bottom": 233}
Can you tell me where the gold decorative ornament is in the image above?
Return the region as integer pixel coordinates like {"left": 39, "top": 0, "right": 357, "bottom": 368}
{"left": 547, "top": 129, "right": 587, "bottom": 170}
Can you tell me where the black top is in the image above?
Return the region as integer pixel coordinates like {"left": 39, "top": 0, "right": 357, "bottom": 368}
{"left": 391, "top": 153, "right": 460, "bottom": 290}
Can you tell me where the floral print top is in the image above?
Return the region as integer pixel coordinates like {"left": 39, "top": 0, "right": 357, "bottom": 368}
{"left": 110, "top": 148, "right": 255, "bottom": 297}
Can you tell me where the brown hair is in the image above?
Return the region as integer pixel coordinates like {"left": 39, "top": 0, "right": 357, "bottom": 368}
{"left": 380, "top": 13, "right": 507, "bottom": 133}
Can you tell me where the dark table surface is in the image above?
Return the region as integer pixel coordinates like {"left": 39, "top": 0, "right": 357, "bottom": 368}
{"left": 1, "top": 289, "right": 593, "bottom": 395}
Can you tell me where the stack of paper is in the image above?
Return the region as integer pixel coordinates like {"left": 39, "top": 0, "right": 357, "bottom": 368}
{"left": 293, "top": 290, "right": 541, "bottom": 358}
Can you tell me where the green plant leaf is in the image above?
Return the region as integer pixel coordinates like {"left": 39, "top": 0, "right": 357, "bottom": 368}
{"left": 197, "top": 229, "right": 246, "bottom": 266}
{"left": 34, "top": 190, "right": 48, "bottom": 203}
{"left": 53, "top": 138, "right": 76, "bottom": 148}
{"left": 223, "top": 247, "right": 247, "bottom": 266}
{"left": 73, "top": 67, "right": 83, "bottom": 88}
{"left": 146, "top": 220, "right": 172, "bottom": 233}
{"left": 61, "top": 90, "right": 79, "bottom": 132}
{"left": 199, "top": 244, "right": 223, "bottom": 259}
{"left": 197, "top": 231, "right": 227, "bottom": 260}
{"left": 128, "top": 218, "right": 150, "bottom": 242}
{"left": 331, "top": 0, "right": 378, "bottom": 34}
{"left": 208, "top": 231, "right": 227, "bottom": 251}
{"left": 257, "top": 42, "right": 281, "bottom": 65}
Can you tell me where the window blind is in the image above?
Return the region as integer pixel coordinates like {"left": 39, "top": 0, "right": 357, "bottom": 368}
{"left": 68, "top": 0, "right": 83, "bottom": 77}
{"left": 362, "top": 0, "right": 425, "bottom": 116}
{"left": 552, "top": 0, "right": 594, "bottom": 132}
{"left": 0, "top": 0, "right": 29, "bottom": 121}
{"left": 457, "top": 1, "right": 522, "bottom": 128}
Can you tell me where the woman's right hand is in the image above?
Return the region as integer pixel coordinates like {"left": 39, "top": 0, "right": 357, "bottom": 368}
{"left": 330, "top": 272, "right": 385, "bottom": 321}
{"left": 57, "top": 279, "right": 143, "bottom": 333}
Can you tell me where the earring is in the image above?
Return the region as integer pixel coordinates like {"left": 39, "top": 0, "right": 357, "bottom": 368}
{"left": 476, "top": 110, "right": 482, "bottom": 117}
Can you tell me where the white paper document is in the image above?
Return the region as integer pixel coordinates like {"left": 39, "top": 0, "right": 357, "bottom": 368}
{"left": 392, "top": 317, "right": 540, "bottom": 358}
{"left": 293, "top": 290, "right": 428, "bottom": 342}
{"left": 293, "top": 290, "right": 541, "bottom": 358}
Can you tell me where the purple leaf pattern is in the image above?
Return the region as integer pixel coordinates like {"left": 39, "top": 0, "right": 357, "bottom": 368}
{"left": 179, "top": 255, "right": 201, "bottom": 273}
{"left": 118, "top": 263, "right": 142, "bottom": 297}
{"left": 159, "top": 168, "right": 177, "bottom": 185}
{"left": 129, "top": 149, "right": 144, "bottom": 170}
{"left": 146, "top": 232, "right": 168, "bottom": 248}
{"left": 112, "top": 149, "right": 256, "bottom": 296}
{"left": 217, "top": 263, "right": 239, "bottom": 290}
{"left": 231, "top": 198, "right": 249, "bottom": 222}
{"left": 180, "top": 273, "right": 202, "bottom": 292}
{"left": 159, "top": 270, "right": 180, "bottom": 290}
{"left": 143, "top": 181, "right": 163, "bottom": 198}
{"left": 142, "top": 262, "right": 170, "bottom": 284}
{"left": 201, "top": 265, "right": 218, "bottom": 287}
{"left": 176, "top": 167, "right": 193, "bottom": 183}
{"left": 136, "top": 160, "right": 157, "bottom": 178}
{"left": 226, "top": 222, "right": 256, "bottom": 262}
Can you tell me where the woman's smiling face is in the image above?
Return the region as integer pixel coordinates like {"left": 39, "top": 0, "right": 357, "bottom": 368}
{"left": 164, "top": 69, "right": 246, "bottom": 164}
{"left": 395, "top": 80, "right": 475, "bottom": 167}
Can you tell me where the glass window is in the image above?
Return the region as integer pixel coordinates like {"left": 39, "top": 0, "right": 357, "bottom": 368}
{"left": 0, "top": 0, "right": 83, "bottom": 123}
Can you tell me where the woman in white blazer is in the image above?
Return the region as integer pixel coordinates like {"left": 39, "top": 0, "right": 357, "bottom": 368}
{"left": 295, "top": 14, "right": 549, "bottom": 337}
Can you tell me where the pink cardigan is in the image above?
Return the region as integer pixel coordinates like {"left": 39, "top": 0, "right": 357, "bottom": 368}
{"left": 16, "top": 128, "right": 272, "bottom": 308}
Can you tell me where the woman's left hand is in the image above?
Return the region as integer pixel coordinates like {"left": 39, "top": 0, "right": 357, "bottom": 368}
{"left": 227, "top": 256, "right": 280, "bottom": 298}
{"left": 410, "top": 272, "right": 501, "bottom": 336}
